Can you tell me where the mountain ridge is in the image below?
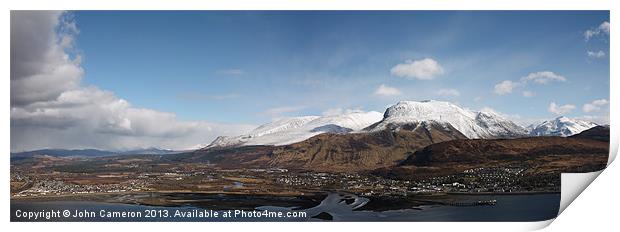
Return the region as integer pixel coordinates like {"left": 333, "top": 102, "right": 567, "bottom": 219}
{"left": 205, "top": 111, "right": 383, "bottom": 149}
{"left": 374, "top": 126, "right": 609, "bottom": 180}
{"left": 364, "top": 100, "right": 528, "bottom": 139}
{"left": 529, "top": 116, "right": 598, "bottom": 137}
{"left": 202, "top": 100, "right": 600, "bottom": 151}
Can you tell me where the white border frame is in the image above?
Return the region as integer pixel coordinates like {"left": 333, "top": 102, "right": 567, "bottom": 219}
{"left": 2, "top": 1, "right": 617, "bottom": 231}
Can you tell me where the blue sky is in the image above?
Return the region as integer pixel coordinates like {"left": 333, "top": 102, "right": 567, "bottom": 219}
{"left": 9, "top": 11, "right": 611, "bottom": 151}
{"left": 73, "top": 11, "right": 609, "bottom": 125}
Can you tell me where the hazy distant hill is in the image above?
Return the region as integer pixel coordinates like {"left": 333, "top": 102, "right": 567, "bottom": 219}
{"left": 11, "top": 149, "right": 116, "bottom": 158}
{"left": 11, "top": 148, "right": 182, "bottom": 160}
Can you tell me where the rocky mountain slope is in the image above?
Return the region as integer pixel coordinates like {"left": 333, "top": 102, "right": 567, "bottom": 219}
{"left": 185, "top": 121, "right": 467, "bottom": 172}
{"left": 569, "top": 125, "right": 610, "bottom": 142}
{"left": 377, "top": 126, "right": 609, "bottom": 180}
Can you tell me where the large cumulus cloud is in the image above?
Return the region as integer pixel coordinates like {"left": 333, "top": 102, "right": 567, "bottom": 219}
{"left": 10, "top": 11, "right": 254, "bottom": 151}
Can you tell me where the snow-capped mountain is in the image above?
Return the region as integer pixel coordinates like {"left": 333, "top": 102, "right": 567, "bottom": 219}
{"left": 205, "top": 100, "right": 599, "bottom": 150}
{"left": 475, "top": 110, "right": 529, "bottom": 138}
{"left": 206, "top": 111, "right": 383, "bottom": 148}
{"left": 364, "top": 100, "right": 528, "bottom": 139}
{"left": 529, "top": 116, "right": 598, "bottom": 137}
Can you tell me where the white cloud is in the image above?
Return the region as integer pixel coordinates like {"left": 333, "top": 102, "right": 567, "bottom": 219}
{"left": 11, "top": 86, "right": 256, "bottom": 151}
{"left": 584, "top": 21, "right": 610, "bottom": 41}
{"left": 494, "top": 80, "right": 519, "bottom": 95}
{"left": 521, "top": 71, "right": 566, "bottom": 84}
{"left": 494, "top": 71, "right": 566, "bottom": 96}
{"left": 587, "top": 50, "right": 606, "bottom": 58}
{"left": 11, "top": 11, "right": 83, "bottom": 106}
{"left": 548, "top": 102, "right": 576, "bottom": 115}
{"left": 390, "top": 58, "right": 444, "bottom": 80}
{"left": 10, "top": 11, "right": 255, "bottom": 151}
{"left": 592, "top": 99, "right": 609, "bottom": 105}
{"left": 599, "top": 21, "right": 611, "bottom": 33}
{"left": 436, "top": 88, "right": 460, "bottom": 97}
{"left": 582, "top": 99, "right": 609, "bottom": 113}
{"left": 522, "top": 91, "right": 535, "bottom": 98}
{"left": 374, "top": 84, "right": 402, "bottom": 96}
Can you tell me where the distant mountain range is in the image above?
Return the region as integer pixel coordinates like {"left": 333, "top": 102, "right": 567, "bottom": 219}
{"left": 10, "top": 147, "right": 184, "bottom": 159}
{"left": 13, "top": 100, "right": 601, "bottom": 161}
{"left": 206, "top": 100, "right": 599, "bottom": 149}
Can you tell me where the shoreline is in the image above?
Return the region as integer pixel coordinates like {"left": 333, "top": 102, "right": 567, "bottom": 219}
{"left": 11, "top": 190, "right": 559, "bottom": 205}
{"left": 11, "top": 190, "right": 560, "bottom": 202}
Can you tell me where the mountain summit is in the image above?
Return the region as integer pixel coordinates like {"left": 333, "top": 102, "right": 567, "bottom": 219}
{"left": 364, "top": 100, "right": 528, "bottom": 138}
{"left": 529, "top": 116, "right": 598, "bottom": 137}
